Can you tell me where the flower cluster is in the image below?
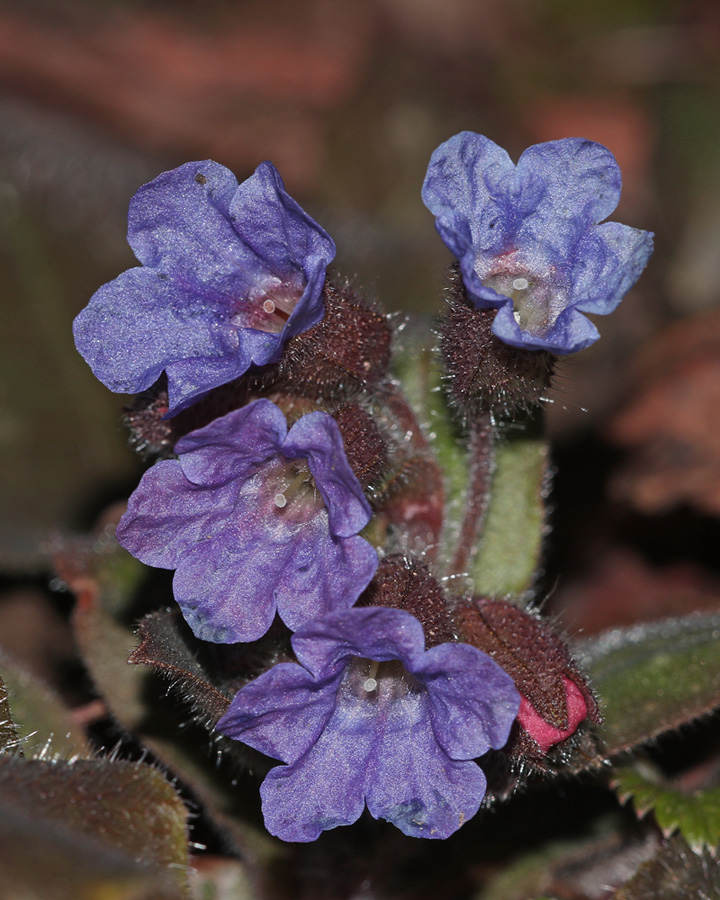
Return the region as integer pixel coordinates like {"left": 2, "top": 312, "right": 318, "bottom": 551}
{"left": 74, "top": 138, "right": 652, "bottom": 841}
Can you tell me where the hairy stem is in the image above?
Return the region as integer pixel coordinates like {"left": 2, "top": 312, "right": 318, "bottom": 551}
{"left": 449, "top": 413, "right": 495, "bottom": 576}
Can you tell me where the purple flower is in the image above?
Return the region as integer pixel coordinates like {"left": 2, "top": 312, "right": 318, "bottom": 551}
{"left": 116, "top": 399, "right": 377, "bottom": 643}
{"left": 422, "top": 132, "right": 653, "bottom": 354}
{"left": 73, "top": 161, "right": 335, "bottom": 414}
{"left": 217, "top": 607, "right": 521, "bottom": 841}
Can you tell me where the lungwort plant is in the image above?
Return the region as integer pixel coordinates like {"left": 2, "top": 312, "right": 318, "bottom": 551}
{"left": 5, "top": 133, "right": 720, "bottom": 900}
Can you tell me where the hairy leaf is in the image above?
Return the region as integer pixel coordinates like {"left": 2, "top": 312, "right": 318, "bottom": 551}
{"left": 391, "top": 325, "right": 549, "bottom": 597}
{"left": 472, "top": 429, "right": 549, "bottom": 599}
{"left": 576, "top": 613, "right": 720, "bottom": 755}
{"left": 129, "top": 609, "right": 231, "bottom": 728}
{"left": 0, "top": 649, "right": 92, "bottom": 759}
{"left": 613, "top": 833, "right": 720, "bottom": 899}
{"left": 0, "top": 755, "right": 189, "bottom": 899}
{"left": 56, "top": 527, "right": 284, "bottom": 882}
{"left": 0, "top": 674, "right": 20, "bottom": 755}
{"left": 391, "top": 326, "right": 469, "bottom": 554}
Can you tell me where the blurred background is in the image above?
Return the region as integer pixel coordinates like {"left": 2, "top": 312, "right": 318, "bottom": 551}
{"left": 1, "top": 0, "right": 720, "bottom": 680}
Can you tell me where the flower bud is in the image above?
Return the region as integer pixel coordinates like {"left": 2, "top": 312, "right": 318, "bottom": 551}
{"left": 361, "top": 555, "right": 454, "bottom": 647}
{"left": 332, "top": 403, "right": 387, "bottom": 490}
{"left": 123, "top": 376, "right": 258, "bottom": 458}
{"left": 271, "top": 276, "right": 393, "bottom": 399}
{"left": 454, "top": 596, "right": 600, "bottom": 760}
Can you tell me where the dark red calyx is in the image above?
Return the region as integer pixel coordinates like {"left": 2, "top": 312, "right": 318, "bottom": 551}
{"left": 123, "top": 376, "right": 254, "bottom": 458}
{"left": 332, "top": 403, "right": 387, "bottom": 490}
{"left": 272, "top": 275, "right": 393, "bottom": 399}
{"left": 261, "top": 391, "right": 322, "bottom": 426}
{"left": 454, "top": 596, "right": 600, "bottom": 758}
{"left": 362, "top": 555, "right": 454, "bottom": 647}
{"left": 123, "top": 382, "right": 173, "bottom": 457}
{"left": 440, "top": 265, "right": 555, "bottom": 420}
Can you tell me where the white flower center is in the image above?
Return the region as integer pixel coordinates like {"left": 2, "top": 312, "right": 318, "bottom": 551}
{"left": 343, "top": 657, "right": 421, "bottom": 703}
{"left": 234, "top": 278, "right": 304, "bottom": 333}
{"left": 261, "top": 459, "right": 322, "bottom": 523}
{"left": 484, "top": 269, "right": 561, "bottom": 335}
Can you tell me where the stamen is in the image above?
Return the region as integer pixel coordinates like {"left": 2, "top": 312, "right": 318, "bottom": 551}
{"left": 270, "top": 465, "right": 317, "bottom": 514}
{"left": 513, "top": 277, "right": 529, "bottom": 291}
{"left": 364, "top": 660, "right": 380, "bottom": 693}
{"left": 244, "top": 284, "right": 302, "bottom": 333}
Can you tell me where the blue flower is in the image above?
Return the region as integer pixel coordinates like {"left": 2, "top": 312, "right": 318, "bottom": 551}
{"left": 217, "top": 607, "right": 521, "bottom": 841}
{"left": 116, "top": 400, "right": 378, "bottom": 643}
{"left": 422, "top": 132, "right": 654, "bottom": 353}
{"left": 74, "top": 161, "right": 335, "bottom": 414}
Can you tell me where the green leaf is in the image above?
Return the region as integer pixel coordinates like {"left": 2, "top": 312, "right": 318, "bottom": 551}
{"left": 576, "top": 613, "right": 720, "bottom": 756}
{"left": 0, "top": 755, "right": 189, "bottom": 899}
{"left": 391, "top": 323, "right": 549, "bottom": 597}
{"left": 614, "top": 762, "right": 720, "bottom": 853}
{"left": 58, "top": 529, "right": 285, "bottom": 883}
{"left": 471, "top": 429, "right": 549, "bottom": 598}
{"left": 391, "top": 325, "right": 469, "bottom": 541}
{"left": 0, "top": 649, "right": 92, "bottom": 759}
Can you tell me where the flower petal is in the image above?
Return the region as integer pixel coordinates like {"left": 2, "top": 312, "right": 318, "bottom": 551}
{"left": 128, "top": 160, "right": 261, "bottom": 292}
{"left": 291, "top": 607, "right": 426, "bottom": 680}
{"left": 415, "top": 643, "right": 520, "bottom": 759}
{"left": 163, "top": 333, "right": 278, "bottom": 414}
{"left": 229, "top": 161, "right": 336, "bottom": 295}
{"left": 517, "top": 139, "right": 622, "bottom": 237}
{"left": 176, "top": 401, "right": 287, "bottom": 487}
{"left": 571, "top": 222, "right": 654, "bottom": 315}
{"left": 171, "top": 533, "right": 278, "bottom": 643}
{"left": 491, "top": 298, "right": 601, "bottom": 354}
{"left": 274, "top": 528, "right": 378, "bottom": 633}
{"left": 365, "top": 695, "right": 487, "bottom": 839}
{"left": 115, "top": 460, "right": 237, "bottom": 569}
{"left": 283, "top": 411, "right": 372, "bottom": 537}
{"left": 421, "top": 131, "right": 516, "bottom": 262}
{"left": 73, "top": 267, "right": 237, "bottom": 397}
{"left": 259, "top": 703, "right": 372, "bottom": 842}
{"left": 216, "top": 662, "right": 339, "bottom": 764}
